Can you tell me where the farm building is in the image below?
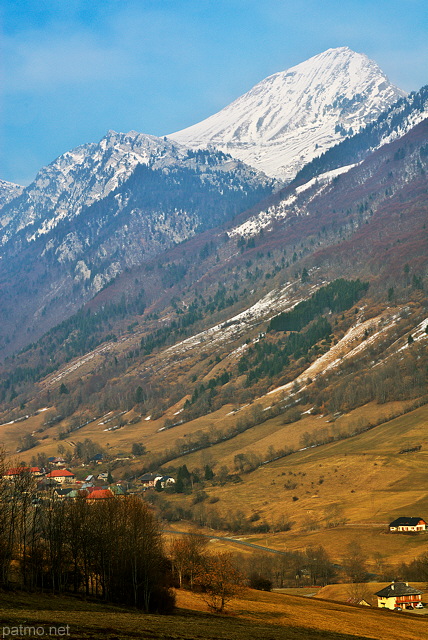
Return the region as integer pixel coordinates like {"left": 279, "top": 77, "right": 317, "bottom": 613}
{"left": 389, "top": 517, "right": 427, "bottom": 532}
{"left": 3, "top": 467, "right": 44, "bottom": 479}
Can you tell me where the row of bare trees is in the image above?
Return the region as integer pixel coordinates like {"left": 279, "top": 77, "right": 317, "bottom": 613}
{"left": 0, "top": 462, "right": 174, "bottom": 612}
{"left": 168, "top": 534, "right": 339, "bottom": 611}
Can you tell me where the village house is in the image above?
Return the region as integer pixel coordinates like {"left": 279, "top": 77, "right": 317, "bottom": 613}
{"left": 138, "top": 473, "right": 161, "bottom": 488}
{"left": 53, "top": 487, "right": 74, "bottom": 499}
{"left": 110, "top": 484, "right": 126, "bottom": 497}
{"left": 156, "top": 475, "right": 175, "bottom": 489}
{"left": 138, "top": 472, "right": 175, "bottom": 489}
{"left": 375, "top": 582, "right": 423, "bottom": 609}
{"left": 389, "top": 516, "right": 427, "bottom": 532}
{"left": 45, "top": 469, "right": 76, "bottom": 484}
{"left": 90, "top": 453, "right": 104, "bottom": 464}
{"left": 86, "top": 488, "right": 114, "bottom": 501}
{"left": 3, "top": 466, "right": 45, "bottom": 479}
{"left": 47, "top": 456, "right": 66, "bottom": 466}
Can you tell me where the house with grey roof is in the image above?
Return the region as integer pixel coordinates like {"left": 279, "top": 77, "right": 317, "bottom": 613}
{"left": 375, "top": 582, "right": 423, "bottom": 609}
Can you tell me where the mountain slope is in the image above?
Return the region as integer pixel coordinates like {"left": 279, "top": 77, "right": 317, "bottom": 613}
{"left": 293, "top": 84, "right": 428, "bottom": 186}
{"left": 1, "top": 117, "right": 427, "bottom": 413}
{"left": 169, "top": 47, "right": 405, "bottom": 181}
{"left": 0, "top": 137, "right": 276, "bottom": 355}
{"left": 0, "top": 179, "right": 23, "bottom": 211}
{"left": 0, "top": 130, "right": 256, "bottom": 246}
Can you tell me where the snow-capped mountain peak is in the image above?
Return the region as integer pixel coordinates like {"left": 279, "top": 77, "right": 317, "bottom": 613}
{"left": 168, "top": 47, "right": 406, "bottom": 181}
{"left": 0, "top": 129, "right": 275, "bottom": 247}
{"left": 0, "top": 131, "right": 190, "bottom": 244}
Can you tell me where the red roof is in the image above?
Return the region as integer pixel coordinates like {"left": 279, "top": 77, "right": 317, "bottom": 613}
{"left": 87, "top": 489, "right": 114, "bottom": 500}
{"left": 5, "top": 466, "right": 41, "bottom": 476}
{"left": 46, "top": 469, "right": 75, "bottom": 478}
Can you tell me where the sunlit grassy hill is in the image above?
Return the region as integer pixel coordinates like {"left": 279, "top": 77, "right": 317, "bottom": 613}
{"left": 0, "top": 587, "right": 427, "bottom": 640}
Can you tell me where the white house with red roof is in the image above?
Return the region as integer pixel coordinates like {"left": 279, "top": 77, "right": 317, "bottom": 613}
{"left": 45, "top": 469, "right": 75, "bottom": 484}
{"left": 389, "top": 516, "right": 427, "bottom": 532}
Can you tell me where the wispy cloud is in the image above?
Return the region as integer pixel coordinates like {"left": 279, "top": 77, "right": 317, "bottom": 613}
{"left": 3, "top": 5, "right": 203, "bottom": 94}
{"left": 5, "top": 31, "right": 131, "bottom": 91}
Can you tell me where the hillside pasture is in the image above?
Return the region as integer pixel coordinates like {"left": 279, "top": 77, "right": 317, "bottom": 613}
{"left": 0, "top": 587, "right": 427, "bottom": 640}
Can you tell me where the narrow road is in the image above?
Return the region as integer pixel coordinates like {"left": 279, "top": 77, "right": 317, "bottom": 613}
{"left": 163, "top": 528, "right": 290, "bottom": 555}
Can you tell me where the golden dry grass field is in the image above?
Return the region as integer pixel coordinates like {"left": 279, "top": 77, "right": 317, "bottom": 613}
{"left": 2, "top": 391, "right": 428, "bottom": 571}
{"left": 0, "top": 587, "right": 427, "bottom": 640}
{"left": 160, "top": 403, "right": 428, "bottom": 567}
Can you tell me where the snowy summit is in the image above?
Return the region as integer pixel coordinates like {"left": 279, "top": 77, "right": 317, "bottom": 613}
{"left": 169, "top": 47, "right": 406, "bottom": 181}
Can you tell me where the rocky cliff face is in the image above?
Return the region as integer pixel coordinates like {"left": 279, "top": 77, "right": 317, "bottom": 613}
{"left": 0, "top": 179, "right": 23, "bottom": 211}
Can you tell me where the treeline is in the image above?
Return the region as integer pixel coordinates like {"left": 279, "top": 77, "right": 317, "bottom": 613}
{"left": 170, "top": 537, "right": 397, "bottom": 594}
{"left": 170, "top": 536, "right": 336, "bottom": 593}
{"left": 140, "top": 287, "right": 239, "bottom": 356}
{"left": 0, "top": 471, "right": 174, "bottom": 612}
{"left": 138, "top": 403, "right": 295, "bottom": 475}
{"left": 188, "top": 371, "right": 231, "bottom": 405}
{"left": 268, "top": 279, "right": 368, "bottom": 332}
{"left": 0, "top": 291, "right": 146, "bottom": 402}
{"left": 109, "top": 160, "right": 275, "bottom": 233}
{"left": 239, "top": 316, "right": 331, "bottom": 387}
{"left": 321, "top": 342, "right": 428, "bottom": 414}
{"left": 399, "top": 551, "right": 428, "bottom": 582}
{"left": 149, "top": 489, "right": 292, "bottom": 536}
{"left": 185, "top": 148, "right": 230, "bottom": 165}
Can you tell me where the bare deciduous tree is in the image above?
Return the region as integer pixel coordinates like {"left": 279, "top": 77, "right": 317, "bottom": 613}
{"left": 195, "top": 552, "right": 245, "bottom": 613}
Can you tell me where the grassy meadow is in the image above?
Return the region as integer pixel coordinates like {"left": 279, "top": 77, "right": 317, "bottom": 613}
{"left": 0, "top": 587, "right": 427, "bottom": 640}
{"left": 2, "top": 382, "right": 428, "bottom": 573}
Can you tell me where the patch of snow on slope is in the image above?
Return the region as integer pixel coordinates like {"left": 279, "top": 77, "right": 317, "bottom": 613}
{"left": 396, "top": 316, "right": 428, "bottom": 354}
{"left": 162, "top": 284, "right": 300, "bottom": 360}
{"left": 267, "top": 312, "right": 402, "bottom": 398}
{"left": 229, "top": 163, "right": 356, "bottom": 238}
{"left": 0, "top": 180, "right": 23, "bottom": 211}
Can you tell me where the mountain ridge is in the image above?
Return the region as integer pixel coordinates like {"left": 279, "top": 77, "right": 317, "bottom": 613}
{"left": 0, "top": 138, "right": 276, "bottom": 356}
{"left": 169, "top": 47, "right": 406, "bottom": 181}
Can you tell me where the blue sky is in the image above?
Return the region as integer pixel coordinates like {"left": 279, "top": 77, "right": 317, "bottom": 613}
{"left": 1, "top": 0, "right": 427, "bottom": 185}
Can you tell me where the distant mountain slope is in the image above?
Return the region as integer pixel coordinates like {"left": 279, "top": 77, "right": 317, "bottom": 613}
{"left": 169, "top": 47, "right": 405, "bottom": 181}
{"left": 0, "top": 138, "right": 276, "bottom": 355}
{"left": 2, "top": 117, "right": 427, "bottom": 413}
{"left": 1, "top": 131, "right": 263, "bottom": 246}
{"left": 293, "top": 84, "right": 428, "bottom": 185}
{"left": 227, "top": 116, "right": 428, "bottom": 243}
{"left": 0, "top": 179, "right": 23, "bottom": 210}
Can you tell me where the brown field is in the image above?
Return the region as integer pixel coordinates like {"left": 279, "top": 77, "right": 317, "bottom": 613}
{"left": 0, "top": 587, "right": 427, "bottom": 640}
